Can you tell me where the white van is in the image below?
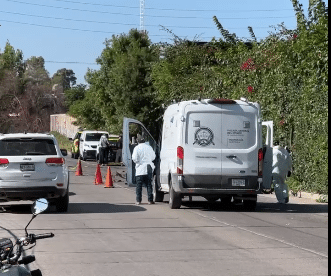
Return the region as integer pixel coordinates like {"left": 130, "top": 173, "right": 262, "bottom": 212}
{"left": 122, "top": 98, "right": 273, "bottom": 210}
{"left": 79, "top": 131, "right": 109, "bottom": 161}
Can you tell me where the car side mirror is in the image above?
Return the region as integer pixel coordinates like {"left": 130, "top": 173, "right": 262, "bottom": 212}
{"left": 61, "top": 149, "right": 68, "bottom": 156}
{"left": 69, "top": 138, "right": 73, "bottom": 141}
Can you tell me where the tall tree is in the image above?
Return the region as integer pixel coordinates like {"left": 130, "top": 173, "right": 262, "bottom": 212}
{"left": 52, "top": 68, "right": 77, "bottom": 92}
{"left": 78, "top": 29, "right": 161, "bottom": 136}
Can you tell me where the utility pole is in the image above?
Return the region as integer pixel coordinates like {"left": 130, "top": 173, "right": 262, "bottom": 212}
{"left": 140, "top": 0, "right": 145, "bottom": 33}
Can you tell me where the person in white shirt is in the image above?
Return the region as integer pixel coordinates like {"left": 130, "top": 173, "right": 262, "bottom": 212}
{"left": 132, "top": 135, "right": 156, "bottom": 205}
{"left": 272, "top": 144, "right": 292, "bottom": 203}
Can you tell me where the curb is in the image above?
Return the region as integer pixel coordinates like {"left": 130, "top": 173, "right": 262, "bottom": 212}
{"left": 289, "top": 190, "right": 328, "bottom": 203}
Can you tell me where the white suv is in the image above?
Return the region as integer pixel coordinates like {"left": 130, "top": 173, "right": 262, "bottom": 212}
{"left": 79, "top": 131, "right": 109, "bottom": 161}
{"left": 0, "top": 133, "right": 69, "bottom": 212}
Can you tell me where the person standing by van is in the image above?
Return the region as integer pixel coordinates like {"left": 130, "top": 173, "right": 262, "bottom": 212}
{"left": 99, "top": 134, "right": 110, "bottom": 166}
{"left": 272, "top": 144, "right": 292, "bottom": 203}
{"left": 132, "top": 135, "right": 156, "bottom": 205}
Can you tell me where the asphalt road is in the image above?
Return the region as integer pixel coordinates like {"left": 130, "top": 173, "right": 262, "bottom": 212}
{"left": 0, "top": 157, "right": 328, "bottom": 276}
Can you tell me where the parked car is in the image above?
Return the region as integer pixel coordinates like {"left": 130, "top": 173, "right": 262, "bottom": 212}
{"left": 0, "top": 133, "right": 70, "bottom": 212}
{"left": 79, "top": 131, "right": 109, "bottom": 161}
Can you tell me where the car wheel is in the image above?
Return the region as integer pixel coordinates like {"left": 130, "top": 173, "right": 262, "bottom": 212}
{"left": 220, "top": 196, "right": 232, "bottom": 206}
{"left": 169, "top": 179, "right": 181, "bottom": 209}
{"left": 243, "top": 196, "right": 257, "bottom": 211}
{"left": 55, "top": 190, "right": 69, "bottom": 212}
{"left": 153, "top": 175, "right": 164, "bottom": 202}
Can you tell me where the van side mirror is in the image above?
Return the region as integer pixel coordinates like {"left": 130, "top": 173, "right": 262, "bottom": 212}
{"left": 61, "top": 149, "right": 68, "bottom": 156}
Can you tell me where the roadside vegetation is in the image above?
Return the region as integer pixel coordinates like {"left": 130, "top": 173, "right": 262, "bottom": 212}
{"left": 1, "top": 0, "right": 327, "bottom": 195}
{"left": 50, "top": 131, "right": 72, "bottom": 152}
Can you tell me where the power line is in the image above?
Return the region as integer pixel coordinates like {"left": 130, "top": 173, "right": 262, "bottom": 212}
{"left": 0, "top": 10, "right": 296, "bottom": 30}
{"left": 0, "top": 18, "right": 295, "bottom": 36}
{"left": 48, "top": 0, "right": 296, "bottom": 13}
{"left": 4, "top": 0, "right": 296, "bottom": 19}
{"left": 0, "top": 19, "right": 117, "bottom": 34}
{"left": 45, "top": 61, "right": 97, "bottom": 65}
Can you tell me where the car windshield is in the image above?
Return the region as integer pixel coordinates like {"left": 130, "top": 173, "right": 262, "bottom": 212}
{"left": 85, "top": 133, "right": 107, "bottom": 141}
{"left": 0, "top": 138, "right": 57, "bottom": 156}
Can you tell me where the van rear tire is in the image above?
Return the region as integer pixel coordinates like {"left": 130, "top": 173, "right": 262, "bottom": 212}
{"left": 153, "top": 175, "right": 164, "bottom": 202}
{"left": 243, "top": 197, "right": 257, "bottom": 211}
{"left": 169, "top": 180, "right": 181, "bottom": 209}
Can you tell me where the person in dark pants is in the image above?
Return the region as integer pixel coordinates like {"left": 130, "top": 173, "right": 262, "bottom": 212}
{"left": 132, "top": 135, "right": 156, "bottom": 205}
{"left": 99, "top": 134, "right": 110, "bottom": 166}
{"left": 115, "top": 135, "right": 122, "bottom": 163}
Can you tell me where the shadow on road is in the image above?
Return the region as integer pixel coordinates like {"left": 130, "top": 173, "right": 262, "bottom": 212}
{"left": 0, "top": 203, "right": 35, "bottom": 214}
{"left": 65, "top": 203, "right": 146, "bottom": 214}
{"left": 180, "top": 200, "right": 328, "bottom": 213}
{"left": 1, "top": 202, "right": 146, "bottom": 214}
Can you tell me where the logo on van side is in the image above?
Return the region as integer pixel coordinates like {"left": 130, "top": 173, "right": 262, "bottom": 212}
{"left": 193, "top": 127, "right": 215, "bottom": 147}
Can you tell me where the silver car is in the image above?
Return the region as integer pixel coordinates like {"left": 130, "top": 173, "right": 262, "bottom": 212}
{"left": 0, "top": 133, "right": 69, "bottom": 212}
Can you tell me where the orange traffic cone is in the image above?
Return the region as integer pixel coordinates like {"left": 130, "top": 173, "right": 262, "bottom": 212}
{"left": 94, "top": 163, "right": 103, "bottom": 185}
{"left": 104, "top": 166, "right": 114, "bottom": 188}
{"left": 75, "top": 158, "right": 83, "bottom": 176}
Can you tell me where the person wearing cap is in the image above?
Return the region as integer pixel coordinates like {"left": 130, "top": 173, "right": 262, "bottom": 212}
{"left": 99, "top": 134, "right": 110, "bottom": 166}
{"left": 272, "top": 143, "right": 292, "bottom": 203}
{"left": 132, "top": 135, "right": 156, "bottom": 205}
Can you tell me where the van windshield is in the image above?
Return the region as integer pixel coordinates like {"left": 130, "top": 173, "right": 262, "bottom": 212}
{"left": 0, "top": 139, "right": 57, "bottom": 156}
{"left": 85, "top": 133, "right": 107, "bottom": 141}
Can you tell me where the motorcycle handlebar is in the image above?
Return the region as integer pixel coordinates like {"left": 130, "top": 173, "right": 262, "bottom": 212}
{"left": 31, "top": 233, "right": 54, "bottom": 241}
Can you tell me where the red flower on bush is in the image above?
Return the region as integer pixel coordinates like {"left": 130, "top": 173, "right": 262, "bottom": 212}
{"left": 247, "top": 86, "right": 254, "bottom": 93}
{"left": 241, "top": 58, "right": 255, "bottom": 71}
{"left": 279, "top": 119, "right": 285, "bottom": 126}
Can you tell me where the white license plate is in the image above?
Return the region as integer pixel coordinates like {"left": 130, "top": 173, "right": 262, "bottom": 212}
{"left": 20, "top": 164, "right": 35, "bottom": 171}
{"left": 232, "top": 179, "right": 245, "bottom": 187}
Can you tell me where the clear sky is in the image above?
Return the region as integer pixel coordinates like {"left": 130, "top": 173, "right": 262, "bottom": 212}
{"left": 0, "top": 0, "right": 328, "bottom": 85}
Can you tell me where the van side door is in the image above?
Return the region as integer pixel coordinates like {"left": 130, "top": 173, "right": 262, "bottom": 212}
{"left": 122, "top": 118, "right": 158, "bottom": 187}
{"left": 262, "top": 121, "right": 273, "bottom": 190}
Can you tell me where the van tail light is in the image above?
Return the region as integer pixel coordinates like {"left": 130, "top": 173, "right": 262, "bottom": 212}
{"left": 258, "top": 148, "right": 263, "bottom": 176}
{"left": 177, "top": 146, "right": 184, "bottom": 175}
{"left": 46, "top": 158, "right": 65, "bottom": 166}
{"left": 0, "top": 158, "right": 9, "bottom": 167}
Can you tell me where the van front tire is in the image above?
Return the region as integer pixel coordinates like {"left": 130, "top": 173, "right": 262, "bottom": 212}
{"left": 169, "top": 180, "right": 181, "bottom": 209}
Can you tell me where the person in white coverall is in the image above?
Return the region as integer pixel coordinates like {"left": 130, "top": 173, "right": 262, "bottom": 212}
{"left": 272, "top": 145, "right": 292, "bottom": 203}
{"left": 132, "top": 135, "right": 156, "bottom": 205}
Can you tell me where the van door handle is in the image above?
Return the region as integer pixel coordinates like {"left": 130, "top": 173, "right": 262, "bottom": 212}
{"left": 226, "top": 155, "right": 237, "bottom": 159}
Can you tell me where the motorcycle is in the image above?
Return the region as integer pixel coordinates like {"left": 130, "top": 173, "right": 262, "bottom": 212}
{"left": 0, "top": 198, "right": 54, "bottom": 276}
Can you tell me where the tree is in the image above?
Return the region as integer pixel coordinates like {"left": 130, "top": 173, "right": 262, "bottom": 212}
{"left": 74, "top": 29, "right": 161, "bottom": 136}
{"left": 64, "top": 84, "right": 86, "bottom": 108}
{"left": 52, "top": 68, "right": 77, "bottom": 92}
